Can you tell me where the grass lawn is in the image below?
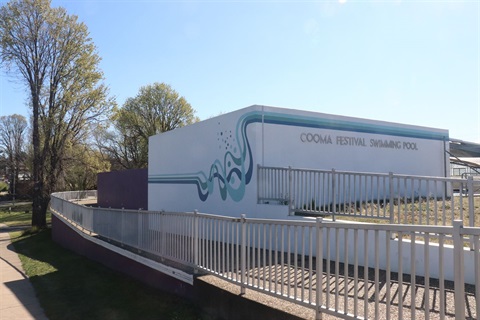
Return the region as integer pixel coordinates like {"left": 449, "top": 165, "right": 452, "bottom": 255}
{"left": 329, "top": 196, "right": 480, "bottom": 227}
{"left": 1, "top": 209, "right": 206, "bottom": 320}
{"left": 0, "top": 202, "right": 43, "bottom": 226}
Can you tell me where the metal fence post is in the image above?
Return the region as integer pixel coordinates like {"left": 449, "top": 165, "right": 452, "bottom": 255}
{"left": 240, "top": 214, "right": 247, "bottom": 295}
{"left": 137, "top": 209, "right": 142, "bottom": 253}
{"left": 453, "top": 220, "right": 466, "bottom": 320}
{"left": 468, "top": 176, "right": 474, "bottom": 226}
{"left": 161, "top": 210, "right": 166, "bottom": 261}
{"left": 289, "top": 166, "right": 294, "bottom": 216}
{"left": 107, "top": 208, "right": 111, "bottom": 241}
{"left": 87, "top": 207, "right": 93, "bottom": 235}
{"left": 316, "top": 217, "right": 323, "bottom": 320}
{"left": 257, "top": 164, "right": 261, "bottom": 204}
{"left": 468, "top": 176, "right": 475, "bottom": 250}
{"left": 121, "top": 207, "right": 125, "bottom": 247}
{"left": 331, "top": 169, "right": 336, "bottom": 221}
{"left": 389, "top": 172, "right": 394, "bottom": 224}
{"left": 194, "top": 210, "right": 199, "bottom": 274}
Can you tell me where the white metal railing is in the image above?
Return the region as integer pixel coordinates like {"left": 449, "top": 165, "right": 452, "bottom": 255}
{"left": 257, "top": 165, "right": 480, "bottom": 227}
{"left": 50, "top": 191, "right": 478, "bottom": 320}
{"left": 51, "top": 190, "right": 97, "bottom": 202}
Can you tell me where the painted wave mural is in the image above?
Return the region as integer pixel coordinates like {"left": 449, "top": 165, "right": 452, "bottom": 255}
{"left": 148, "top": 111, "right": 260, "bottom": 202}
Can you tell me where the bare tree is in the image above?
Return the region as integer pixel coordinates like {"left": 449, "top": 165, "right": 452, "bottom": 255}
{"left": 0, "top": 114, "right": 28, "bottom": 197}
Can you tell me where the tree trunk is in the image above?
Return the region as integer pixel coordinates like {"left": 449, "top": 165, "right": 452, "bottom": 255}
{"left": 31, "top": 89, "right": 47, "bottom": 228}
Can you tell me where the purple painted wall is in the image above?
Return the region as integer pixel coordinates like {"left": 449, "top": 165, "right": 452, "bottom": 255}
{"left": 51, "top": 215, "right": 193, "bottom": 298}
{"left": 97, "top": 168, "right": 147, "bottom": 210}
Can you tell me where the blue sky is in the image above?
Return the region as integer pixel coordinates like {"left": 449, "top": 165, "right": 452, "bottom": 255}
{"left": 0, "top": 0, "right": 479, "bottom": 142}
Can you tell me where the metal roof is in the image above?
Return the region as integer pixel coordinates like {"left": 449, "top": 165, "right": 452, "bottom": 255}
{"left": 449, "top": 138, "right": 480, "bottom": 158}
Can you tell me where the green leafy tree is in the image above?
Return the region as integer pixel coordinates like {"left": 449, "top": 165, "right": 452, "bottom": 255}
{"left": 99, "top": 82, "right": 198, "bottom": 169}
{"left": 0, "top": 0, "right": 113, "bottom": 227}
{"left": 62, "top": 144, "right": 110, "bottom": 191}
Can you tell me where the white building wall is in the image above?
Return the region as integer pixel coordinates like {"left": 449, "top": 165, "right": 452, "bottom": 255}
{"left": 148, "top": 107, "right": 263, "bottom": 217}
{"left": 148, "top": 105, "right": 449, "bottom": 218}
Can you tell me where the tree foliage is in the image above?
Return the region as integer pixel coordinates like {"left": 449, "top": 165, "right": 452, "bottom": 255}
{"left": 62, "top": 144, "right": 110, "bottom": 191}
{"left": 99, "top": 82, "right": 198, "bottom": 169}
{"left": 0, "top": 0, "right": 113, "bottom": 227}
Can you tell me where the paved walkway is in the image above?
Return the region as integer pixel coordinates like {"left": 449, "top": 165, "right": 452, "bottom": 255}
{"left": 0, "top": 224, "right": 48, "bottom": 320}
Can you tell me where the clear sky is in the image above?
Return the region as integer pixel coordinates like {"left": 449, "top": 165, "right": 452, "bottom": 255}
{"left": 0, "top": 0, "right": 479, "bottom": 142}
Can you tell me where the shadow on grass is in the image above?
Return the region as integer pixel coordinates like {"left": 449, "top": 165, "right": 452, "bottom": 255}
{"left": 11, "top": 228, "right": 204, "bottom": 320}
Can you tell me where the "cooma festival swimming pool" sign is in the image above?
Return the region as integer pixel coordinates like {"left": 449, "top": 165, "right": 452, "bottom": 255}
{"left": 300, "top": 132, "right": 419, "bottom": 150}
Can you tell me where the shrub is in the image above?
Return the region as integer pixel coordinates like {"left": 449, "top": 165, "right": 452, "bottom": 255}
{"left": 0, "top": 181, "right": 9, "bottom": 193}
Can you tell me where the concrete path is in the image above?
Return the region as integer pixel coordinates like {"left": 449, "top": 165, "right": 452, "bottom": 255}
{"left": 0, "top": 224, "right": 48, "bottom": 320}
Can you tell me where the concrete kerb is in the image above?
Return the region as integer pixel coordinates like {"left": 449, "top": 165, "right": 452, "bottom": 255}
{"left": 0, "top": 223, "right": 48, "bottom": 320}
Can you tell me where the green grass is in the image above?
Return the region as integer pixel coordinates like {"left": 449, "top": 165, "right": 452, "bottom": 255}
{"left": 10, "top": 228, "right": 205, "bottom": 320}
{"left": 0, "top": 202, "right": 50, "bottom": 227}
{"left": 328, "top": 196, "right": 480, "bottom": 227}
{"left": 0, "top": 181, "right": 9, "bottom": 192}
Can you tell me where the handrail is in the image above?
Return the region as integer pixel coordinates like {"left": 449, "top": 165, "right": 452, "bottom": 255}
{"left": 51, "top": 191, "right": 479, "bottom": 319}
{"left": 257, "top": 165, "right": 480, "bottom": 229}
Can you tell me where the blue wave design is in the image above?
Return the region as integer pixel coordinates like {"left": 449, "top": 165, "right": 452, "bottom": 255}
{"left": 148, "top": 113, "right": 255, "bottom": 202}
